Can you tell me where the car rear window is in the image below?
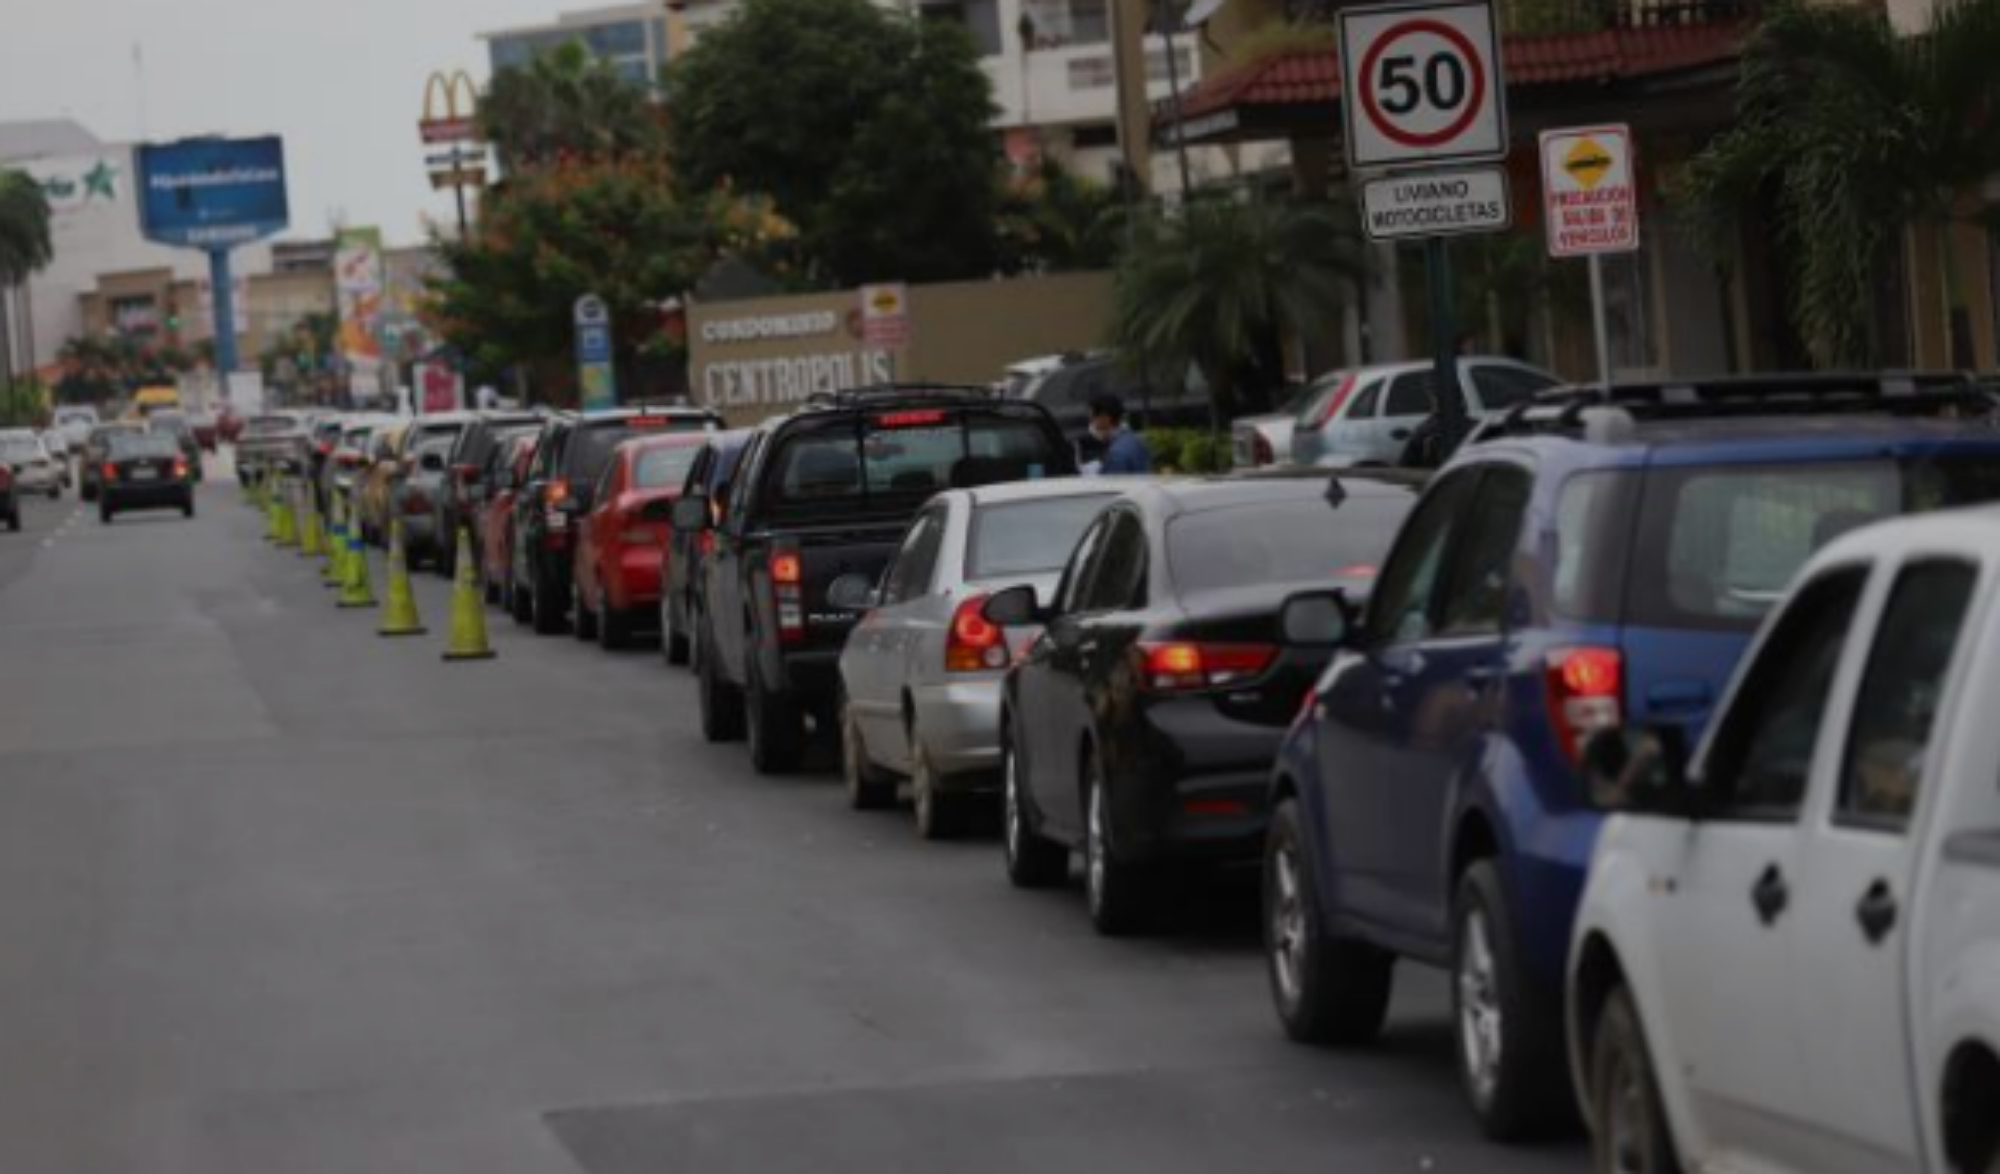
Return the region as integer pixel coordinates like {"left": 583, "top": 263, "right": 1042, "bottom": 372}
{"left": 0, "top": 436, "right": 40, "bottom": 461}
{"left": 111, "top": 434, "right": 178, "bottom": 458}
{"left": 763, "top": 410, "right": 1062, "bottom": 517}
{"left": 1629, "top": 456, "right": 2000, "bottom": 631}
{"left": 244, "top": 416, "right": 299, "bottom": 435}
{"left": 967, "top": 493, "right": 1117, "bottom": 580}
{"left": 1167, "top": 493, "right": 1414, "bottom": 599}
{"left": 634, "top": 445, "right": 701, "bottom": 489}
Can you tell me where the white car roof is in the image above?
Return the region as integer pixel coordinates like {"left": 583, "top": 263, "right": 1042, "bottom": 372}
{"left": 959, "top": 478, "right": 1135, "bottom": 508}
{"left": 1807, "top": 504, "right": 2000, "bottom": 575}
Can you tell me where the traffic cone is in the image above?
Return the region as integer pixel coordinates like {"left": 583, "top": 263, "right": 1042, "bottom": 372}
{"left": 336, "top": 508, "right": 377, "bottom": 610}
{"left": 441, "top": 525, "right": 497, "bottom": 661}
{"left": 377, "top": 518, "right": 427, "bottom": 637}
{"left": 298, "top": 493, "right": 324, "bottom": 559}
{"left": 322, "top": 495, "right": 346, "bottom": 587}
{"left": 273, "top": 480, "right": 300, "bottom": 549}
{"left": 264, "top": 480, "right": 282, "bottom": 543}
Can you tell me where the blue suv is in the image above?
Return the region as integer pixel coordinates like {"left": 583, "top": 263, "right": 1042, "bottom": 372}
{"left": 1260, "top": 374, "right": 2000, "bottom": 1140}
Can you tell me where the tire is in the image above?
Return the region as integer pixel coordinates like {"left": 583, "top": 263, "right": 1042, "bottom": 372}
{"left": 6, "top": 508, "right": 18, "bottom": 533}
{"left": 532, "top": 562, "right": 566, "bottom": 636}
{"left": 599, "top": 597, "right": 633, "bottom": 651}
{"left": 1590, "top": 985, "right": 1681, "bottom": 1174}
{"left": 662, "top": 596, "right": 690, "bottom": 666}
{"left": 697, "top": 628, "right": 746, "bottom": 743}
{"left": 573, "top": 584, "right": 599, "bottom": 641}
{"left": 484, "top": 575, "right": 501, "bottom": 606}
{"left": 911, "top": 739, "right": 965, "bottom": 840}
{"left": 509, "top": 576, "right": 534, "bottom": 627}
{"left": 1453, "top": 859, "right": 1577, "bottom": 1141}
{"left": 841, "top": 698, "right": 897, "bottom": 810}
{"left": 1084, "top": 759, "right": 1155, "bottom": 936}
{"left": 1002, "top": 735, "right": 1068, "bottom": 889}
{"left": 182, "top": 498, "right": 195, "bottom": 519}
{"left": 1264, "top": 799, "right": 1395, "bottom": 1045}
{"left": 745, "top": 657, "right": 805, "bottom": 775}
{"left": 434, "top": 536, "right": 456, "bottom": 581}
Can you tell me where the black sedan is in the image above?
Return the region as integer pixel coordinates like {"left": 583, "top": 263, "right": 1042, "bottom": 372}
{"left": 987, "top": 472, "right": 1421, "bottom": 936}
{"left": 100, "top": 432, "right": 196, "bottom": 523}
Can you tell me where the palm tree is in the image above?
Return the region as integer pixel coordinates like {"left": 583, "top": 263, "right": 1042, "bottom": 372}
{"left": 1110, "top": 196, "right": 1365, "bottom": 427}
{"left": 1678, "top": 0, "right": 2000, "bottom": 367}
{"left": 0, "top": 170, "right": 52, "bottom": 283}
{"left": 479, "top": 41, "right": 665, "bottom": 173}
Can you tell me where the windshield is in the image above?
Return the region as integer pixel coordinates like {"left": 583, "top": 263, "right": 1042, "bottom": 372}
{"left": 967, "top": 493, "right": 1116, "bottom": 579}
{"left": 634, "top": 445, "right": 701, "bottom": 489}
{"left": 1632, "top": 455, "right": 2000, "bottom": 630}
{"left": 764, "top": 412, "right": 1060, "bottom": 517}
{"left": 1168, "top": 494, "right": 1414, "bottom": 598}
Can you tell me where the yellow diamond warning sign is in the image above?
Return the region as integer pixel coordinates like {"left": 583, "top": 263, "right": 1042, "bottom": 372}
{"left": 1540, "top": 124, "right": 1638, "bottom": 259}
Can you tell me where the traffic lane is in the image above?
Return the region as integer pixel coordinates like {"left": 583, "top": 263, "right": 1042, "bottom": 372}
{"left": 0, "top": 499, "right": 1582, "bottom": 1174}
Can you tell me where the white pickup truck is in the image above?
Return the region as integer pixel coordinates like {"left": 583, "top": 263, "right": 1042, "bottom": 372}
{"left": 1566, "top": 508, "right": 2000, "bottom": 1174}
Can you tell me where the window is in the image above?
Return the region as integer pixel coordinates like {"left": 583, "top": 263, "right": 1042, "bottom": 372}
{"left": 1838, "top": 560, "right": 1977, "bottom": 828}
{"left": 1702, "top": 568, "right": 1867, "bottom": 817}
{"left": 1055, "top": 515, "right": 1110, "bottom": 614}
{"left": 1167, "top": 493, "right": 1416, "bottom": 600}
{"left": 1552, "top": 471, "right": 1636, "bottom": 623}
{"left": 966, "top": 494, "right": 1115, "bottom": 580}
{"left": 882, "top": 510, "right": 946, "bottom": 605}
{"left": 1384, "top": 372, "right": 1435, "bottom": 418}
{"left": 633, "top": 446, "right": 700, "bottom": 490}
{"left": 1363, "top": 470, "right": 1480, "bottom": 646}
{"left": 765, "top": 414, "right": 1059, "bottom": 517}
{"left": 1346, "top": 379, "right": 1383, "bottom": 420}
{"left": 1471, "top": 365, "right": 1560, "bottom": 411}
{"left": 1434, "top": 467, "right": 1530, "bottom": 636}
{"left": 1078, "top": 510, "right": 1147, "bottom": 613}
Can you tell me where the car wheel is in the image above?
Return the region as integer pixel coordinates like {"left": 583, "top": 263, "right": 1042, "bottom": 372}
{"left": 662, "top": 597, "right": 690, "bottom": 666}
{"left": 509, "top": 575, "right": 534, "bottom": 627}
{"left": 745, "top": 657, "right": 805, "bottom": 775}
{"left": 532, "top": 567, "right": 566, "bottom": 636}
{"left": 1084, "top": 760, "right": 1155, "bottom": 937}
{"left": 841, "top": 698, "right": 897, "bottom": 810}
{"left": 697, "top": 628, "right": 746, "bottom": 743}
{"left": 435, "top": 539, "right": 456, "bottom": 581}
{"left": 911, "top": 739, "right": 963, "bottom": 840}
{"left": 6, "top": 508, "right": 18, "bottom": 533}
{"left": 573, "top": 585, "right": 599, "bottom": 641}
{"left": 599, "top": 597, "right": 632, "bottom": 651}
{"left": 1265, "top": 799, "right": 1395, "bottom": 1045}
{"left": 1453, "top": 859, "right": 1574, "bottom": 1140}
{"left": 1591, "top": 984, "right": 1681, "bottom": 1174}
{"left": 182, "top": 498, "right": 195, "bottom": 519}
{"left": 484, "top": 572, "right": 501, "bottom": 606}
{"left": 1002, "top": 735, "right": 1068, "bottom": 888}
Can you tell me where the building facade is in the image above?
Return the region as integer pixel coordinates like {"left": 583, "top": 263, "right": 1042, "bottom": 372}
{"left": 481, "top": 4, "right": 673, "bottom": 88}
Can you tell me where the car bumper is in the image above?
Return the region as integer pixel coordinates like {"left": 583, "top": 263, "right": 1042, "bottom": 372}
{"left": 911, "top": 677, "right": 1005, "bottom": 785}
{"left": 103, "top": 482, "right": 192, "bottom": 509}
{"left": 13, "top": 469, "right": 60, "bottom": 491}
{"left": 399, "top": 513, "right": 438, "bottom": 550}
{"left": 1107, "top": 699, "right": 1290, "bottom": 865}
{"left": 776, "top": 650, "right": 842, "bottom": 707}
{"left": 612, "top": 548, "right": 664, "bottom": 608}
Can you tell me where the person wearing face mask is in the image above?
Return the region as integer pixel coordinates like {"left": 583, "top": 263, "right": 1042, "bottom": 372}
{"left": 1087, "top": 394, "right": 1153, "bottom": 475}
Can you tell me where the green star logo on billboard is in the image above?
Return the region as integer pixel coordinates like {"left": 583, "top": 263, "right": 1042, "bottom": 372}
{"left": 37, "top": 158, "right": 121, "bottom": 210}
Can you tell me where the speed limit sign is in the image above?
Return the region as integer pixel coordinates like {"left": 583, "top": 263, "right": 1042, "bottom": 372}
{"left": 1338, "top": 0, "right": 1508, "bottom": 170}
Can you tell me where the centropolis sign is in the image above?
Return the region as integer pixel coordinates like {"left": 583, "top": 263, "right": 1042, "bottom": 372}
{"left": 696, "top": 305, "right": 894, "bottom": 411}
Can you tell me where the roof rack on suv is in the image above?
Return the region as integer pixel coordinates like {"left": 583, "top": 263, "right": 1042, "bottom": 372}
{"left": 1472, "top": 371, "right": 1992, "bottom": 444}
{"left": 801, "top": 383, "right": 995, "bottom": 410}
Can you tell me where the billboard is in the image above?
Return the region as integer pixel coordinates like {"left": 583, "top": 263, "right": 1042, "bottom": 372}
{"left": 335, "top": 228, "right": 387, "bottom": 399}
{"left": 135, "top": 137, "right": 289, "bottom": 249}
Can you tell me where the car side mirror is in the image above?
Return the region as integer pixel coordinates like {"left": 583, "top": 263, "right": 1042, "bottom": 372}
{"left": 1280, "top": 589, "right": 1352, "bottom": 647}
{"left": 671, "top": 495, "right": 712, "bottom": 533}
{"left": 826, "top": 573, "right": 879, "bottom": 612}
{"left": 983, "top": 584, "right": 1046, "bottom": 627}
{"left": 1582, "top": 726, "right": 1695, "bottom": 816}
{"left": 420, "top": 452, "right": 446, "bottom": 473}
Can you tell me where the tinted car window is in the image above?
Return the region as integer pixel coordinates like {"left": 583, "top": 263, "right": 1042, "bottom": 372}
{"left": 1079, "top": 510, "right": 1147, "bottom": 612}
{"left": 634, "top": 445, "right": 701, "bottom": 490}
{"left": 1703, "top": 567, "right": 1867, "bottom": 816}
{"left": 1838, "top": 560, "right": 1977, "bottom": 828}
{"left": 1632, "top": 458, "right": 2000, "bottom": 631}
{"left": 764, "top": 411, "right": 1061, "bottom": 518}
{"left": 967, "top": 494, "right": 1115, "bottom": 580}
{"left": 882, "top": 508, "right": 947, "bottom": 605}
{"left": 1434, "top": 467, "right": 1530, "bottom": 637}
{"left": 1384, "top": 372, "right": 1435, "bottom": 418}
{"left": 1553, "top": 470, "right": 1637, "bottom": 623}
{"left": 110, "top": 433, "right": 178, "bottom": 459}
{"left": 1363, "top": 470, "right": 1481, "bottom": 646}
{"left": 1347, "top": 379, "right": 1384, "bottom": 419}
{"left": 1168, "top": 492, "right": 1413, "bottom": 600}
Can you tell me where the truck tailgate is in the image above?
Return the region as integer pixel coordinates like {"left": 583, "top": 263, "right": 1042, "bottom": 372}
{"left": 790, "top": 522, "right": 907, "bottom": 651}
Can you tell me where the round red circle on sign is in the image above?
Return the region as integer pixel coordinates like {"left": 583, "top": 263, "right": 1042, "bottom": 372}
{"left": 1356, "top": 18, "right": 1488, "bottom": 150}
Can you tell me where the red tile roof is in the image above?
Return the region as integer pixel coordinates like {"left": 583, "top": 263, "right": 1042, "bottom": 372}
{"left": 1170, "top": 23, "right": 1752, "bottom": 125}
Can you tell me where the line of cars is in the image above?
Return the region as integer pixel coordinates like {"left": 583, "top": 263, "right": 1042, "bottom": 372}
{"left": 300, "top": 374, "right": 2000, "bottom": 1172}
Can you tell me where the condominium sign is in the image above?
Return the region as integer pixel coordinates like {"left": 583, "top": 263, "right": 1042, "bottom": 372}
{"left": 693, "top": 296, "right": 895, "bottom": 413}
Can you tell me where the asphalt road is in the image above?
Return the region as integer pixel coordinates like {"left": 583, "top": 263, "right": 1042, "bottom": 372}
{"left": 0, "top": 465, "right": 1585, "bottom": 1174}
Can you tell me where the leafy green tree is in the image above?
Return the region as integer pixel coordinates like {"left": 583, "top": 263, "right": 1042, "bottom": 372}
{"left": 0, "top": 170, "right": 53, "bottom": 283}
{"left": 668, "top": 0, "right": 1002, "bottom": 285}
{"left": 53, "top": 334, "right": 193, "bottom": 405}
{"left": 1678, "top": 0, "right": 2000, "bottom": 366}
{"left": 996, "top": 160, "right": 1127, "bottom": 274}
{"left": 0, "top": 380, "right": 46, "bottom": 428}
{"left": 1111, "top": 197, "right": 1364, "bottom": 426}
{"left": 480, "top": 41, "right": 666, "bottom": 173}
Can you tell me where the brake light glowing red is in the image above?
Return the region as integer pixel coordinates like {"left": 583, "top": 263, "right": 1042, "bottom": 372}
{"left": 1547, "top": 647, "right": 1624, "bottom": 763}
{"left": 876, "top": 409, "right": 948, "bottom": 428}
{"left": 102, "top": 462, "right": 117, "bottom": 481}
{"left": 945, "top": 594, "right": 1008, "bottom": 672}
{"left": 770, "top": 552, "right": 803, "bottom": 585}
{"left": 1137, "top": 642, "right": 1278, "bottom": 693}
{"left": 545, "top": 479, "right": 570, "bottom": 506}
{"left": 770, "top": 546, "right": 805, "bottom": 643}
{"left": 173, "top": 459, "right": 189, "bottom": 479}
{"left": 1308, "top": 375, "right": 1360, "bottom": 429}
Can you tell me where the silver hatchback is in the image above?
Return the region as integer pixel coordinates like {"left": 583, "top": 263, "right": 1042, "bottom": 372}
{"left": 1288, "top": 356, "right": 1560, "bottom": 467}
{"left": 835, "top": 479, "right": 1123, "bottom": 840}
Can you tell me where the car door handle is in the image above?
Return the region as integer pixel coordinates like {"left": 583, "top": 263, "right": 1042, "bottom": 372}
{"left": 1855, "top": 880, "right": 1898, "bottom": 945}
{"left": 1751, "top": 864, "right": 1789, "bottom": 926}
{"left": 1390, "top": 428, "right": 1412, "bottom": 441}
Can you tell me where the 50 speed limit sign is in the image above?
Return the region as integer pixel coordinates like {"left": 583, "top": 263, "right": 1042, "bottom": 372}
{"left": 1338, "top": 0, "right": 1508, "bottom": 170}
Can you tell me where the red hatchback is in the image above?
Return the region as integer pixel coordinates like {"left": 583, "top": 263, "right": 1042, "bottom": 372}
{"left": 481, "top": 433, "right": 541, "bottom": 610}
{"left": 573, "top": 433, "right": 705, "bottom": 649}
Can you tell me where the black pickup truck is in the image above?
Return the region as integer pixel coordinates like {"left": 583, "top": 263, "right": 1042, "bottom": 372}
{"left": 675, "top": 386, "right": 1078, "bottom": 773}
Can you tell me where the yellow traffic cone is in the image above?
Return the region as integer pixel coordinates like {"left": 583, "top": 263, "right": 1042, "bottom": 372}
{"left": 322, "top": 496, "right": 346, "bottom": 587}
{"left": 264, "top": 480, "right": 282, "bottom": 543}
{"left": 273, "top": 480, "right": 300, "bottom": 549}
{"left": 377, "top": 518, "right": 427, "bottom": 637}
{"left": 442, "top": 525, "right": 497, "bottom": 662}
{"left": 336, "top": 507, "right": 377, "bottom": 610}
{"left": 298, "top": 493, "right": 324, "bottom": 559}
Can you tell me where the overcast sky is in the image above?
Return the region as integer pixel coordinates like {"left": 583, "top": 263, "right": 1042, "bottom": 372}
{"left": 0, "top": 0, "right": 579, "bottom": 246}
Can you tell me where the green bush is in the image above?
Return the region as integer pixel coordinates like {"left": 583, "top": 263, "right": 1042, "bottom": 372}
{"left": 0, "top": 381, "right": 46, "bottom": 428}
{"left": 1141, "top": 428, "right": 1228, "bottom": 474}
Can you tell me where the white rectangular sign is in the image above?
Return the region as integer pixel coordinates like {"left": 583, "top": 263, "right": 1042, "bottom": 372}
{"left": 1540, "top": 124, "right": 1640, "bottom": 258}
{"left": 1338, "top": 0, "right": 1508, "bottom": 171}
{"left": 1361, "top": 166, "right": 1512, "bottom": 241}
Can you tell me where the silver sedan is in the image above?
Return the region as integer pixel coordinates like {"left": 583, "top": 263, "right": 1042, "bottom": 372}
{"left": 835, "top": 479, "right": 1123, "bottom": 840}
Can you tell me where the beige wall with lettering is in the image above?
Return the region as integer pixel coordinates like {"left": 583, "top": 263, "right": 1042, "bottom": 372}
{"left": 689, "top": 272, "right": 1115, "bottom": 426}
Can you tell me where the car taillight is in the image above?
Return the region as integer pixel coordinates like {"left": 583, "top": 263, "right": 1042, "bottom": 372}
{"left": 102, "top": 462, "right": 117, "bottom": 481}
{"left": 173, "top": 459, "right": 188, "bottom": 479}
{"left": 1136, "top": 641, "right": 1279, "bottom": 693}
{"left": 1546, "top": 647, "right": 1623, "bottom": 764}
{"left": 404, "top": 490, "right": 431, "bottom": 514}
{"left": 545, "top": 479, "right": 570, "bottom": 506}
{"left": 698, "top": 530, "right": 716, "bottom": 557}
{"left": 1306, "top": 374, "right": 1360, "bottom": 430}
{"left": 317, "top": 441, "right": 333, "bottom": 455}
{"left": 770, "top": 546, "right": 804, "bottom": 643}
{"left": 945, "top": 594, "right": 1009, "bottom": 672}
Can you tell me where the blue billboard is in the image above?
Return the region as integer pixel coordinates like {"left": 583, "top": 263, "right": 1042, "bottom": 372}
{"left": 136, "top": 136, "right": 289, "bottom": 249}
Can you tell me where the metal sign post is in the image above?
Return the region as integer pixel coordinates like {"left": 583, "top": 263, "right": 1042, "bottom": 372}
{"left": 1539, "top": 124, "right": 1640, "bottom": 389}
{"left": 1338, "top": 0, "right": 1509, "bottom": 460}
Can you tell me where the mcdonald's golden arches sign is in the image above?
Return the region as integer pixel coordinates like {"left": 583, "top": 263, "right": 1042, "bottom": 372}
{"left": 420, "top": 71, "right": 481, "bottom": 145}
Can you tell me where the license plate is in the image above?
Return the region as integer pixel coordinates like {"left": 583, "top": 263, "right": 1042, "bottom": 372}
{"left": 130, "top": 468, "right": 158, "bottom": 482}
{"left": 546, "top": 511, "right": 568, "bottom": 530}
